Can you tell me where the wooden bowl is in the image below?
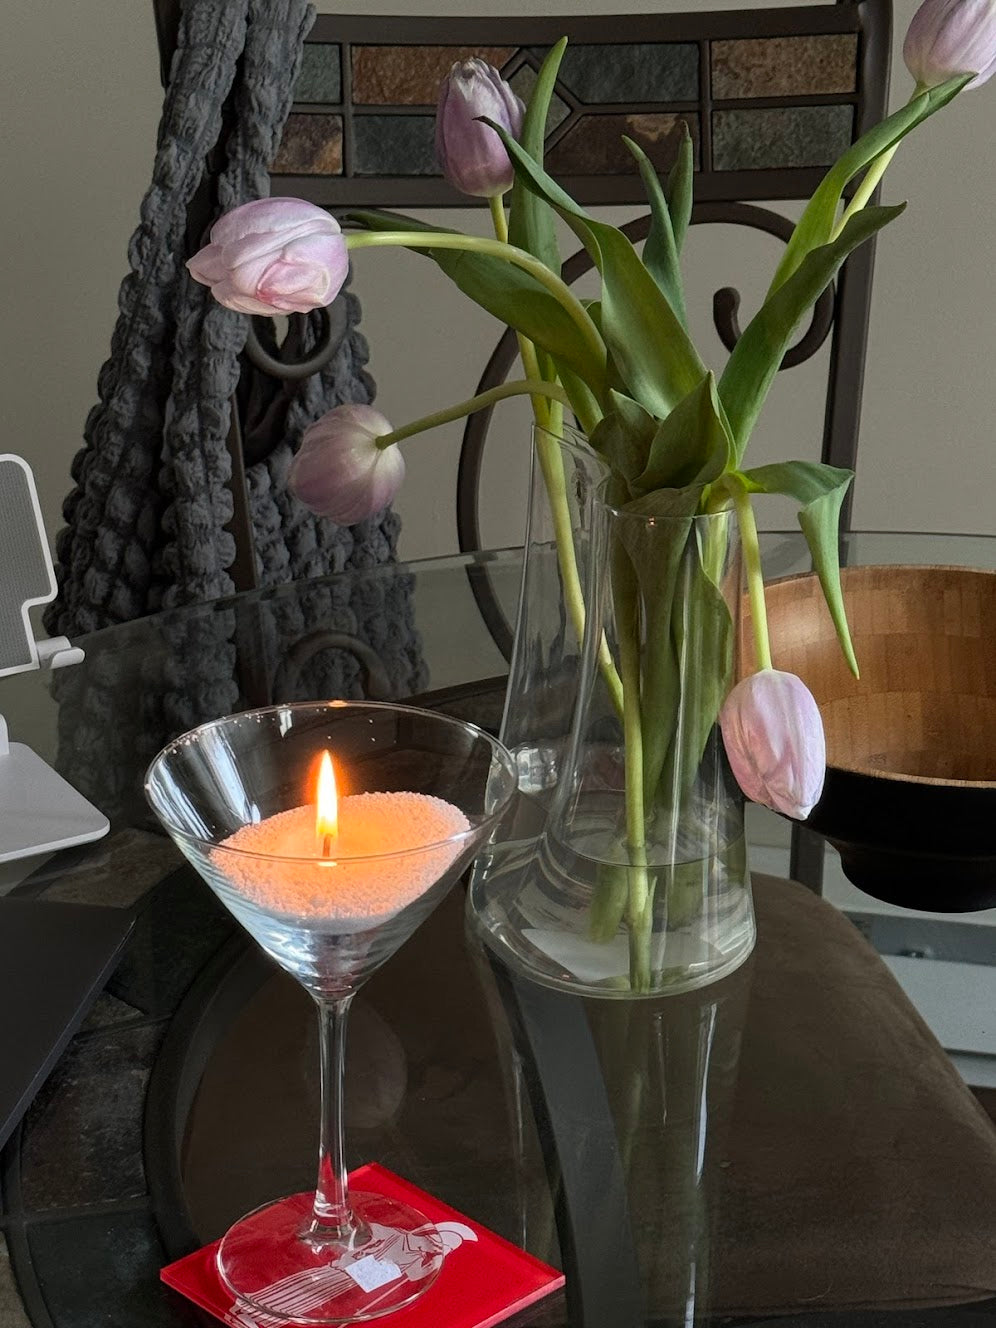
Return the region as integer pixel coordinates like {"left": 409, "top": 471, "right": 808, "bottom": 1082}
{"left": 749, "top": 565, "right": 996, "bottom": 911}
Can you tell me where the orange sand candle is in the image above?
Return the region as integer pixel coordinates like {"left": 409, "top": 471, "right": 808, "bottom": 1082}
{"left": 219, "top": 791, "right": 470, "bottom": 928}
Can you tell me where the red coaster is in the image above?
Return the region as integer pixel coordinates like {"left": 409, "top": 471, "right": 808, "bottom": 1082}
{"left": 161, "top": 1163, "right": 564, "bottom": 1328}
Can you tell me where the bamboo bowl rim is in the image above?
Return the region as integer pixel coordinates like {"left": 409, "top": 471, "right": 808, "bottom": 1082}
{"left": 758, "top": 564, "right": 996, "bottom": 792}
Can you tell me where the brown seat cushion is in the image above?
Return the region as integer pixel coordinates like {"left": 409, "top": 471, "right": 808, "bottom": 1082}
{"left": 713, "top": 873, "right": 996, "bottom": 1315}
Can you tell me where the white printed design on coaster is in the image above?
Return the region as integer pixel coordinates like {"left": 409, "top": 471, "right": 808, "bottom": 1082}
{"left": 343, "top": 1253, "right": 403, "bottom": 1292}
{"left": 227, "top": 1221, "right": 478, "bottom": 1324}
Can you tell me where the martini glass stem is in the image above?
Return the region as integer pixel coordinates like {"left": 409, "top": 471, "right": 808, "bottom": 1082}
{"left": 311, "top": 992, "right": 360, "bottom": 1243}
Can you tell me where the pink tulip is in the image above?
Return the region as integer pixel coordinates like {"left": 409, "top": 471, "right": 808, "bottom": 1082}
{"left": 904, "top": 0, "right": 996, "bottom": 89}
{"left": 288, "top": 404, "right": 404, "bottom": 525}
{"left": 187, "top": 198, "right": 349, "bottom": 315}
{"left": 435, "top": 59, "right": 524, "bottom": 197}
{"left": 719, "top": 669, "right": 826, "bottom": 821}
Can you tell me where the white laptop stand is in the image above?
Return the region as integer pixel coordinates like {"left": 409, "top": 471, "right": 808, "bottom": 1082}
{"left": 0, "top": 455, "right": 109, "bottom": 862}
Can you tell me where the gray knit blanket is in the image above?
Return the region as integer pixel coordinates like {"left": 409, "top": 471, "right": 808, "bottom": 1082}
{"left": 45, "top": 0, "right": 398, "bottom": 637}
{"left": 44, "top": 0, "right": 428, "bottom": 819}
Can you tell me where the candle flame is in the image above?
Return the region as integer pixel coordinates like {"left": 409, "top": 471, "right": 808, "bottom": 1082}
{"left": 315, "top": 751, "right": 338, "bottom": 843}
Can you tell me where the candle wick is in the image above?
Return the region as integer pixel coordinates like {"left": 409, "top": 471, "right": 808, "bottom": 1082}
{"left": 322, "top": 833, "right": 333, "bottom": 858}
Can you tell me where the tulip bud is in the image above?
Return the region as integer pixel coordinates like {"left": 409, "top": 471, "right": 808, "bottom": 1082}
{"left": 288, "top": 403, "right": 404, "bottom": 525}
{"left": 719, "top": 669, "right": 826, "bottom": 821}
{"left": 187, "top": 198, "right": 349, "bottom": 315}
{"left": 435, "top": 59, "right": 525, "bottom": 198}
{"left": 904, "top": 0, "right": 996, "bottom": 89}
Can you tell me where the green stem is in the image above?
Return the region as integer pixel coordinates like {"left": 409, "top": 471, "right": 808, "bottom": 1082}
{"left": 832, "top": 88, "right": 921, "bottom": 239}
{"left": 547, "top": 397, "right": 564, "bottom": 439}
{"left": 488, "top": 193, "right": 509, "bottom": 242}
{"left": 832, "top": 143, "right": 898, "bottom": 238}
{"left": 728, "top": 479, "right": 772, "bottom": 672}
{"left": 535, "top": 431, "right": 625, "bottom": 719}
{"left": 558, "top": 373, "right": 603, "bottom": 439}
{"left": 488, "top": 193, "right": 509, "bottom": 244}
{"left": 374, "top": 379, "right": 569, "bottom": 449}
{"left": 489, "top": 195, "right": 551, "bottom": 432}
{"left": 701, "top": 510, "right": 729, "bottom": 590}
{"left": 613, "top": 549, "right": 652, "bottom": 992}
{"left": 347, "top": 229, "right": 606, "bottom": 375}
{"left": 484, "top": 197, "right": 623, "bottom": 718}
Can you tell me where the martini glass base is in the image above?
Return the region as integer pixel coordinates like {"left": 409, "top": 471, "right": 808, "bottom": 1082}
{"left": 216, "top": 1190, "right": 445, "bottom": 1324}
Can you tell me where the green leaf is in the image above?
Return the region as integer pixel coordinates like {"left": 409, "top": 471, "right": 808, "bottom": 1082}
{"left": 665, "top": 544, "right": 734, "bottom": 793}
{"left": 612, "top": 486, "right": 732, "bottom": 804}
{"left": 348, "top": 208, "right": 603, "bottom": 389}
{"left": 719, "top": 203, "right": 904, "bottom": 459}
{"left": 581, "top": 300, "right": 629, "bottom": 399}
{"left": 564, "top": 223, "right": 707, "bottom": 423}
{"left": 620, "top": 484, "right": 708, "bottom": 522}
{"left": 426, "top": 254, "right": 603, "bottom": 388}
{"left": 641, "top": 620, "right": 682, "bottom": 812}
{"left": 665, "top": 124, "right": 694, "bottom": 256}
{"left": 613, "top": 488, "right": 699, "bottom": 807}
{"left": 553, "top": 359, "right": 604, "bottom": 436}
{"left": 740, "top": 459, "right": 858, "bottom": 676}
{"left": 769, "top": 74, "right": 970, "bottom": 296}
{"left": 632, "top": 372, "right": 733, "bottom": 495}
{"left": 623, "top": 136, "right": 687, "bottom": 325}
{"left": 589, "top": 860, "right": 631, "bottom": 941}
{"left": 488, "top": 121, "right": 708, "bottom": 418}
{"left": 588, "top": 390, "right": 658, "bottom": 484}
{"left": 484, "top": 118, "right": 590, "bottom": 215}
{"left": 507, "top": 39, "right": 565, "bottom": 275}
{"left": 635, "top": 512, "right": 738, "bottom": 804}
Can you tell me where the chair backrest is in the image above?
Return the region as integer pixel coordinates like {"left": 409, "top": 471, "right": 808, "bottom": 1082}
{"left": 272, "top": 7, "right": 890, "bottom": 211}
{"left": 264, "top": 3, "right": 891, "bottom": 548}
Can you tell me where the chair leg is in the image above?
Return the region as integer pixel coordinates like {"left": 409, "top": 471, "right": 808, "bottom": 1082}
{"left": 790, "top": 823, "right": 826, "bottom": 894}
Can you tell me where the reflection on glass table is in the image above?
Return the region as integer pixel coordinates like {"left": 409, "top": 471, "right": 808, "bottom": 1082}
{"left": 0, "top": 532, "right": 994, "bottom": 1328}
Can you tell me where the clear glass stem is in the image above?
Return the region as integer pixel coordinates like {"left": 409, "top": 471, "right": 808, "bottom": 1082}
{"left": 311, "top": 992, "right": 360, "bottom": 1243}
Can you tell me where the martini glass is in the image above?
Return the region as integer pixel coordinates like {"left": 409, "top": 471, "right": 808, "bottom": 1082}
{"left": 146, "top": 701, "right": 516, "bottom": 1323}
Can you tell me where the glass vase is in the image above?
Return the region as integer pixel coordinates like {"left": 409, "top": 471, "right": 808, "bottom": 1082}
{"left": 469, "top": 428, "right": 756, "bottom": 997}
{"left": 496, "top": 424, "right": 610, "bottom": 806}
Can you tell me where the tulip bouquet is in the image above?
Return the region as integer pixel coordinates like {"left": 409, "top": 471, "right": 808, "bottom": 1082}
{"left": 189, "top": 0, "right": 993, "bottom": 988}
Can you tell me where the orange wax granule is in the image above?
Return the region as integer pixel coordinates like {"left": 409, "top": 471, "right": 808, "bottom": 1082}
{"left": 217, "top": 792, "right": 470, "bottom": 926}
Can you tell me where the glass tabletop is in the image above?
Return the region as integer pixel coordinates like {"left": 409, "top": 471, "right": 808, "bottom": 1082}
{"left": 1, "top": 532, "right": 994, "bottom": 1328}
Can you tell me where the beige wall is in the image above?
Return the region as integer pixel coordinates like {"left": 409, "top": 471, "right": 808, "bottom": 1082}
{"left": 2, "top": 0, "right": 993, "bottom": 568}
